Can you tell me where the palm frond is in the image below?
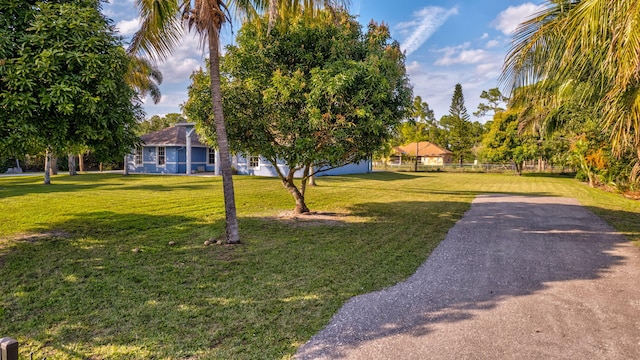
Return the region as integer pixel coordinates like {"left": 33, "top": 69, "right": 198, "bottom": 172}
{"left": 127, "top": 54, "right": 163, "bottom": 104}
{"left": 128, "top": 0, "right": 183, "bottom": 60}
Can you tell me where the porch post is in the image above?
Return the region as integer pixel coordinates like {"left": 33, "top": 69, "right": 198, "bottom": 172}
{"left": 185, "top": 128, "right": 194, "bottom": 175}
{"left": 214, "top": 149, "right": 220, "bottom": 176}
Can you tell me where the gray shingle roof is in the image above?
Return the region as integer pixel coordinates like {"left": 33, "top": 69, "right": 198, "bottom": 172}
{"left": 140, "top": 125, "right": 207, "bottom": 147}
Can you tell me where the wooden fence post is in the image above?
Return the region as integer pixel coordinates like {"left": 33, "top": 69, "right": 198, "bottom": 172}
{"left": 0, "top": 337, "right": 18, "bottom": 360}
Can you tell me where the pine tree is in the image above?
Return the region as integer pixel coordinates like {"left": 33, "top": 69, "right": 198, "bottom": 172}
{"left": 449, "top": 83, "right": 470, "bottom": 121}
{"left": 442, "top": 83, "right": 472, "bottom": 163}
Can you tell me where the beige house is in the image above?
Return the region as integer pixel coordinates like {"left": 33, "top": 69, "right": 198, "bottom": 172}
{"left": 392, "top": 141, "right": 453, "bottom": 166}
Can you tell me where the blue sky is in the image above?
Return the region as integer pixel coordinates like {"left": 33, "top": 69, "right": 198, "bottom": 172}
{"left": 103, "top": 0, "right": 546, "bottom": 122}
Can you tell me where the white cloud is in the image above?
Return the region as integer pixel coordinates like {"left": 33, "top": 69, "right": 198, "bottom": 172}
{"left": 406, "top": 57, "right": 504, "bottom": 122}
{"left": 397, "top": 6, "right": 458, "bottom": 56}
{"left": 139, "top": 33, "right": 208, "bottom": 117}
{"left": 475, "top": 61, "right": 502, "bottom": 80}
{"left": 492, "top": 3, "right": 547, "bottom": 35}
{"left": 439, "top": 49, "right": 488, "bottom": 66}
{"left": 156, "top": 33, "right": 205, "bottom": 83}
{"left": 115, "top": 17, "right": 141, "bottom": 36}
{"left": 434, "top": 43, "right": 490, "bottom": 66}
{"left": 406, "top": 61, "right": 422, "bottom": 73}
{"left": 481, "top": 33, "right": 489, "bottom": 40}
{"left": 486, "top": 39, "right": 500, "bottom": 48}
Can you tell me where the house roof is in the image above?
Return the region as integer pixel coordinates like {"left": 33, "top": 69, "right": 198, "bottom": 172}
{"left": 140, "top": 125, "right": 207, "bottom": 147}
{"left": 394, "top": 142, "right": 452, "bottom": 157}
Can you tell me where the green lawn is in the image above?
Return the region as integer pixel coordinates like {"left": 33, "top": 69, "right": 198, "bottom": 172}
{"left": 1, "top": 172, "right": 639, "bottom": 359}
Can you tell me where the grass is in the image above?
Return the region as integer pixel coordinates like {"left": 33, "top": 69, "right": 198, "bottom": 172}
{"left": 1, "top": 171, "right": 639, "bottom": 359}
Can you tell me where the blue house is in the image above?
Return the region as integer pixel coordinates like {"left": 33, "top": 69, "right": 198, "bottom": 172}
{"left": 127, "top": 123, "right": 219, "bottom": 175}
{"left": 233, "top": 154, "right": 372, "bottom": 177}
{"left": 127, "top": 123, "right": 372, "bottom": 176}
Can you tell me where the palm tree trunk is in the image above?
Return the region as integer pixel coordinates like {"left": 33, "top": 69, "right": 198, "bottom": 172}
{"left": 209, "top": 32, "right": 240, "bottom": 244}
{"left": 267, "top": 0, "right": 278, "bottom": 35}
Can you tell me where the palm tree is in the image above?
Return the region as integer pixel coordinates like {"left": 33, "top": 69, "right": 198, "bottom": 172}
{"left": 127, "top": 54, "right": 163, "bottom": 104}
{"left": 502, "top": 0, "right": 640, "bottom": 178}
{"left": 128, "top": 0, "right": 348, "bottom": 243}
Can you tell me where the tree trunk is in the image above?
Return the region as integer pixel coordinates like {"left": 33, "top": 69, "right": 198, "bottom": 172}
{"left": 283, "top": 177, "right": 310, "bottom": 214}
{"left": 68, "top": 154, "right": 77, "bottom": 176}
{"left": 267, "top": 0, "right": 278, "bottom": 35}
{"left": 44, "top": 149, "right": 51, "bottom": 185}
{"left": 99, "top": 162, "right": 103, "bottom": 172}
{"left": 78, "top": 153, "right": 85, "bottom": 172}
{"left": 301, "top": 164, "right": 310, "bottom": 197}
{"left": 51, "top": 156, "right": 58, "bottom": 175}
{"left": 15, "top": 158, "right": 22, "bottom": 172}
{"left": 123, "top": 155, "right": 129, "bottom": 176}
{"left": 210, "top": 31, "right": 240, "bottom": 244}
{"left": 514, "top": 162, "right": 522, "bottom": 176}
{"left": 309, "top": 167, "right": 316, "bottom": 187}
{"left": 538, "top": 156, "right": 543, "bottom": 172}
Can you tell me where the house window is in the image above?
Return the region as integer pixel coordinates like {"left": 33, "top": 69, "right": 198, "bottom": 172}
{"left": 134, "top": 147, "right": 143, "bottom": 166}
{"left": 157, "top": 146, "right": 166, "bottom": 166}
{"left": 248, "top": 155, "right": 259, "bottom": 168}
{"left": 208, "top": 148, "right": 216, "bottom": 165}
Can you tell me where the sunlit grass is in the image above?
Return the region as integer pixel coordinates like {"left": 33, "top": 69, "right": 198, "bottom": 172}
{"left": 0, "top": 172, "right": 639, "bottom": 359}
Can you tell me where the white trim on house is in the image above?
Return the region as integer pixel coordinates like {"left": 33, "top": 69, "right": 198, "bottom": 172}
{"left": 134, "top": 147, "right": 143, "bottom": 166}
{"left": 248, "top": 155, "right": 260, "bottom": 169}
{"left": 207, "top": 148, "right": 216, "bottom": 165}
{"left": 157, "top": 146, "right": 166, "bottom": 167}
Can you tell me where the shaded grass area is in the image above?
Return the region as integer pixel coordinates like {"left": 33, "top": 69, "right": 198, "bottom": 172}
{"left": 0, "top": 172, "right": 639, "bottom": 359}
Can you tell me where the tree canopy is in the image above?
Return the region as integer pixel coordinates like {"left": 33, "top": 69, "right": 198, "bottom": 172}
{"left": 474, "top": 88, "right": 508, "bottom": 118}
{"left": 440, "top": 83, "right": 484, "bottom": 163}
{"left": 184, "top": 10, "right": 412, "bottom": 213}
{"left": 502, "top": 0, "right": 640, "bottom": 185}
{"left": 136, "top": 113, "right": 186, "bottom": 135}
{"left": 0, "top": 0, "right": 141, "bottom": 182}
{"left": 130, "top": 0, "right": 348, "bottom": 243}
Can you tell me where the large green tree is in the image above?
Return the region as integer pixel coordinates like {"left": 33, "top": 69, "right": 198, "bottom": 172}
{"left": 137, "top": 113, "right": 186, "bottom": 135}
{"left": 474, "top": 87, "right": 508, "bottom": 118}
{"left": 0, "top": 0, "right": 141, "bottom": 184}
{"left": 184, "top": 11, "right": 412, "bottom": 213}
{"left": 396, "top": 96, "right": 438, "bottom": 171}
{"left": 479, "top": 109, "right": 537, "bottom": 175}
{"left": 502, "top": 0, "right": 640, "bottom": 180}
{"left": 441, "top": 83, "right": 475, "bottom": 163}
{"left": 130, "top": 0, "right": 347, "bottom": 243}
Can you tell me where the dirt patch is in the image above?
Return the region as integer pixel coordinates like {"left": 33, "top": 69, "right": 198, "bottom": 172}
{"left": 623, "top": 191, "right": 640, "bottom": 200}
{"left": 274, "top": 211, "right": 351, "bottom": 227}
{"left": 4, "top": 230, "right": 71, "bottom": 243}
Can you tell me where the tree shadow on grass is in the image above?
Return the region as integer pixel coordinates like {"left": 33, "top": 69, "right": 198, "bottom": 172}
{"left": 296, "top": 195, "right": 639, "bottom": 359}
{"left": 0, "top": 174, "right": 218, "bottom": 199}
{"left": 521, "top": 172, "right": 576, "bottom": 178}
{"left": 341, "top": 172, "right": 425, "bottom": 181}
{"left": 4, "top": 196, "right": 638, "bottom": 359}
{"left": 327, "top": 179, "right": 557, "bottom": 198}
{"left": 0, "top": 210, "right": 232, "bottom": 359}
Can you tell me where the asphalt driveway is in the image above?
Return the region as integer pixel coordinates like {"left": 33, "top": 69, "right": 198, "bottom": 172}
{"left": 296, "top": 195, "right": 640, "bottom": 359}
